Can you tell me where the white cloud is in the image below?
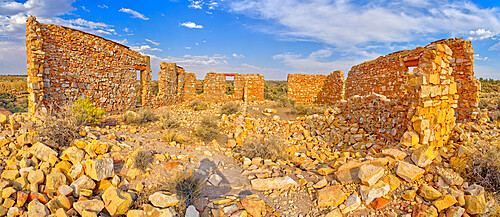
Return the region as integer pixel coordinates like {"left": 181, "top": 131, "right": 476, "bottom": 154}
{"left": 0, "top": 40, "right": 26, "bottom": 74}
{"left": 131, "top": 45, "right": 162, "bottom": 52}
{"left": 232, "top": 53, "right": 245, "bottom": 58}
{"left": 188, "top": 0, "right": 219, "bottom": 10}
{"left": 180, "top": 21, "right": 203, "bottom": 29}
{"left": 273, "top": 49, "right": 366, "bottom": 74}
{"left": 98, "top": 5, "right": 108, "bottom": 9}
{"left": 118, "top": 8, "right": 149, "bottom": 20}
{"left": 185, "top": 47, "right": 191, "bottom": 49}
{"left": 468, "top": 29, "right": 496, "bottom": 40}
{"left": 475, "top": 65, "right": 500, "bottom": 79}
{"left": 490, "top": 41, "right": 500, "bottom": 51}
{"left": 229, "top": 0, "right": 500, "bottom": 47}
{"left": 0, "top": 0, "right": 75, "bottom": 17}
{"left": 474, "top": 54, "right": 488, "bottom": 61}
{"left": 145, "top": 39, "right": 160, "bottom": 46}
{"left": 113, "top": 39, "right": 128, "bottom": 45}
{"left": 81, "top": 6, "right": 90, "bottom": 12}
{"left": 123, "top": 27, "right": 129, "bottom": 32}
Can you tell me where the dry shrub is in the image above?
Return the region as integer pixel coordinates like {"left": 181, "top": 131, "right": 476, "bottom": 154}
{"left": 220, "top": 102, "right": 239, "bottom": 115}
{"left": 165, "top": 170, "right": 204, "bottom": 216}
{"left": 162, "top": 130, "right": 185, "bottom": 144}
{"left": 122, "top": 107, "right": 158, "bottom": 125}
{"left": 36, "top": 105, "right": 81, "bottom": 149}
{"left": 194, "top": 115, "right": 218, "bottom": 142}
{"left": 160, "top": 112, "right": 180, "bottom": 129}
{"left": 133, "top": 150, "right": 152, "bottom": 172}
{"left": 451, "top": 140, "right": 500, "bottom": 194}
{"left": 241, "top": 134, "right": 289, "bottom": 161}
{"left": 289, "top": 104, "right": 324, "bottom": 115}
{"left": 274, "top": 95, "right": 296, "bottom": 108}
{"left": 190, "top": 100, "right": 208, "bottom": 111}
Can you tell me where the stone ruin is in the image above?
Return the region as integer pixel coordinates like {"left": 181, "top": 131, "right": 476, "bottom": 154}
{"left": 26, "top": 17, "right": 481, "bottom": 149}
{"left": 25, "top": 17, "right": 265, "bottom": 114}
{"left": 287, "top": 70, "right": 345, "bottom": 104}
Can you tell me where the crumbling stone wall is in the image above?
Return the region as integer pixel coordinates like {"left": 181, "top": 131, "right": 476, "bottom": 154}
{"left": 287, "top": 71, "right": 345, "bottom": 104}
{"left": 344, "top": 42, "right": 460, "bottom": 148}
{"left": 201, "top": 72, "right": 227, "bottom": 102}
{"left": 430, "top": 39, "right": 480, "bottom": 122}
{"left": 154, "top": 62, "right": 196, "bottom": 106}
{"left": 201, "top": 72, "right": 264, "bottom": 102}
{"left": 26, "top": 16, "right": 150, "bottom": 114}
{"left": 233, "top": 74, "right": 265, "bottom": 102}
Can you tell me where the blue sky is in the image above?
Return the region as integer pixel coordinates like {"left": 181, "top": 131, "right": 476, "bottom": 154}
{"left": 1, "top": 0, "right": 500, "bottom": 80}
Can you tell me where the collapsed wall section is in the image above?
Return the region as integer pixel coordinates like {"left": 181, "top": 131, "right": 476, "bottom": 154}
{"left": 26, "top": 16, "right": 149, "bottom": 114}
{"left": 154, "top": 63, "right": 196, "bottom": 106}
{"left": 287, "top": 71, "right": 345, "bottom": 104}
{"left": 201, "top": 72, "right": 227, "bottom": 102}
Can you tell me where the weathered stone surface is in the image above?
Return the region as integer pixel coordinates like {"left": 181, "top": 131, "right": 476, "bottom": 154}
{"left": 359, "top": 180, "right": 390, "bottom": 204}
{"left": 341, "top": 193, "right": 361, "bottom": 214}
{"left": 85, "top": 158, "right": 114, "bottom": 181}
{"left": 148, "top": 192, "right": 179, "bottom": 208}
{"left": 358, "top": 164, "right": 385, "bottom": 186}
{"left": 70, "top": 175, "right": 96, "bottom": 196}
{"left": 445, "top": 206, "right": 465, "bottom": 217}
{"left": 437, "top": 168, "right": 464, "bottom": 186}
{"left": 396, "top": 161, "right": 425, "bottom": 182}
{"left": 30, "top": 142, "right": 57, "bottom": 162}
{"left": 317, "top": 185, "right": 346, "bottom": 207}
{"left": 287, "top": 71, "right": 345, "bottom": 105}
{"left": 251, "top": 176, "right": 298, "bottom": 191}
{"left": 411, "top": 145, "right": 436, "bottom": 167}
{"left": 419, "top": 184, "right": 442, "bottom": 201}
{"left": 61, "top": 147, "right": 85, "bottom": 164}
{"left": 73, "top": 199, "right": 104, "bottom": 215}
{"left": 335, "top": 160, "right": 362, "bottom": 184}
{"left": 102, "top": 186, "right": 133, "bottom": 216}
{"left": 432, "top": 195, "right": 457, "bottom": 212}
{"left": 185, "top": 205, "right": 199, "bottom": 217}
{"left": 1, "top": 170, "right": 19, "bottom": 180}
{"left": 241, "top": 196, "right": 266, "bottom": 217}
{"left": 381, "top": 148, "right": 407, "bottom": 160}
{"left": 464, "top": 194, "right": 486, "bottom": 214}
{"left": 46, "top": 173, "right": 67, "bottom": 191}
{"left": 27, "top": 170, "right": 44, "bottom": 184}
{"left": 27, "top": 200, "right": 49, "bottom": 217}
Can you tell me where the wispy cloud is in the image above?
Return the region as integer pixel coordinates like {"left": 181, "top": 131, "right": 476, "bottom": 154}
{"left": 81, "top": 6, "right": 90, "bottom": 12}
{"left": 118, "top": 8, "right": 149, "bottom": 20}
{"left": 232, "top": 53, "right": 245, "bottom": 58}
{"left": 145, "top": 39, "right": 160, "bottom": 46}
{"left": 180, "top": 21, "right": 203, "bottom": 29}
{"left": 188, "top": 0, "right": 219, "bottom": 10}
{"left": 229, "top": 0, "right": 500, "bottom": 47}
{"left": 98, "top": 4, "right": 108, "bottom": 9}
{"left": 131, "top": 45, "right": 162, "bottom": 52}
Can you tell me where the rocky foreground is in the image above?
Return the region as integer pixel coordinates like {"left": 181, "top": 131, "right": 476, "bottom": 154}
{"left": 0, "top": 103, "right": 498, "bottom": 217}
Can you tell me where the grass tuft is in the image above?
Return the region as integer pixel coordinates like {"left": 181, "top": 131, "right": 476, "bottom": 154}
{"left": 220, "top": 102, "right": 239, "bottom": 115}
{"left": 241, "top": 134, "right": 289, "bottom": 161}
{"left": 36, "top": 104, "right": 81, "bottom": 149}
{"left": 162, "top": 130, "right": 185, "bottom": 144}
{"left": 165, "top": 170, "right": 204, "bottom": 216}
{"left": 133, "top": 149, "right": 152, "bottom": 172}
{"left": 160, "top": 112, "right": 180, "bottom": 129}
{"left": 194, "top": 115, "right": 219, "bottom": 143}
{"left": 190, "top": 100, "right": 208, "bottom": 111}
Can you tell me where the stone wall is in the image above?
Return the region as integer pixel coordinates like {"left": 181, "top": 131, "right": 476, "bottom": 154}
{"left": 430, "top": 39, "right": 480, "bottom": 122}
{"left": 343, "top": 42, "right": 460, "bottom": 148}
{"left": 154, "top": 62, "right": 196, "bottom": 106}
{"left": 26, "top": 16, "right": 149, "bottom": 114}
{"left": 201, "top": 72, "right": 227, "bottom": 102}
{"left": 287, "top": 71, "right": 345, "bottom": 104}
{"left": 201, "top": 72, "right": 264, "bottom": 102}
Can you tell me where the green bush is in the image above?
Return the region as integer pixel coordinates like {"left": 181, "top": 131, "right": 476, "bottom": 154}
{"left": 194, "top": 115, "right": 218, "bottom": 142}
{"left": 73, "top": 98, "right": 105, "bottom": 125}
{"left": 220, "top": 102, "right": 239, "bottom": 115}
{"left": 241, "top": 134, "right": 289, "bottom": 161}
{"left": 190, "top": 100, "right": 208, "bottom": 111}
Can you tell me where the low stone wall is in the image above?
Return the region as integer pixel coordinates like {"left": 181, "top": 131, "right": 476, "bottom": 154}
{"left": 201, "top": 72, "right": 264, "bottom": 102}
